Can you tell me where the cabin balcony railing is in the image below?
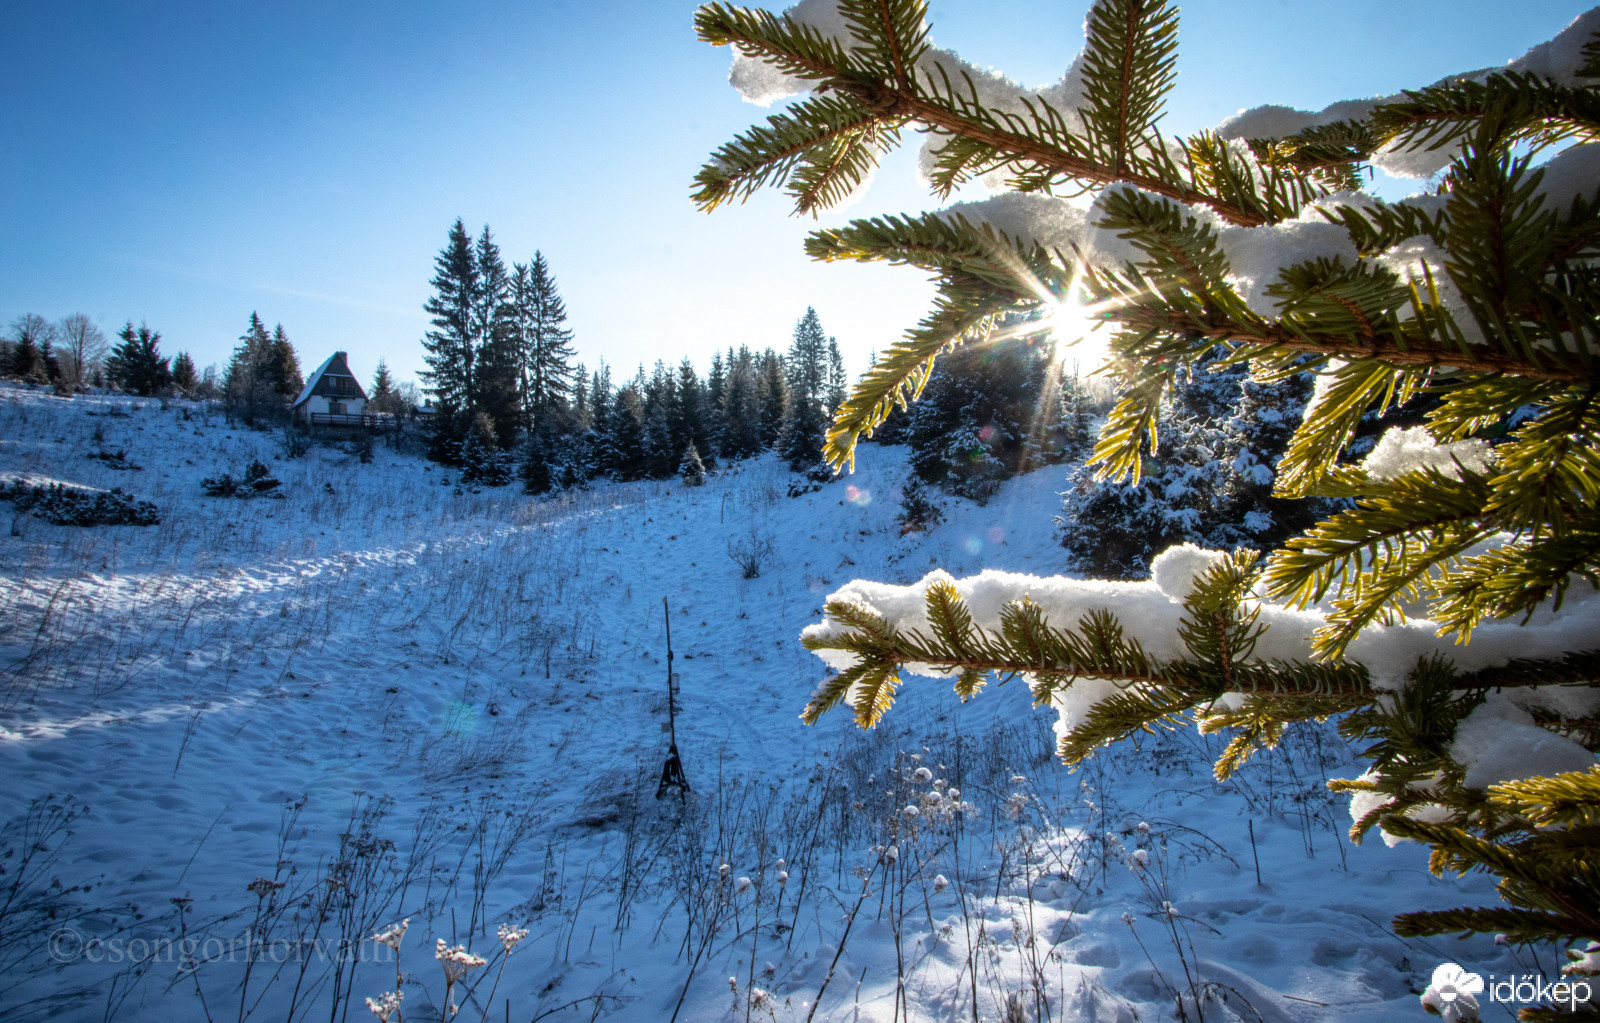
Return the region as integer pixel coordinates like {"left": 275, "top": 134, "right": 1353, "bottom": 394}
{"left": 307, "top": 412, "right": 398, "bottom": 429}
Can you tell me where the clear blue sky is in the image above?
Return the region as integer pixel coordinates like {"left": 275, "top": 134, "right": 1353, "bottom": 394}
{"left": 2, "top": 0, "right": 1590, "bottom": 389}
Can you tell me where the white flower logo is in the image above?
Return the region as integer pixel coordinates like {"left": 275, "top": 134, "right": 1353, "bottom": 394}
{"left": 1431, "top": 963, "right": 1485, "bottom": 1002}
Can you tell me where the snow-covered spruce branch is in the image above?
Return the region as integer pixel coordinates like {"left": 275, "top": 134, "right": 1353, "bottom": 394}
{"left": 694, "top": 0, "right": 1290, "bottom": 226}
{"left": 800, "top": 544, "right": 1599, "bottom": 770}
{"left": 700, "top": 0, "right": 1600, "bottom": 480}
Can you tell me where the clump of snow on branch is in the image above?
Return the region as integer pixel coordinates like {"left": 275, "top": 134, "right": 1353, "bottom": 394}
{"left": 1345, "top": 769, "right": 1455, "bottom": 848}
{"left": 729, "top": 0, "right": 865, "bottom": 106}
{"left": 1450, "top": 693, "right": 1597, "bottom": 790}
{"left": 1148, "top": 543, "right": 1229, "bottom": 603}
{"left": 913, "top": 48, "right": 1091, "bottom": 192}
{"left": 1534, "top": 143, "right": 1600, "bottom": 210}
{"left": 1216, "top": 9, "right": 1600, "bottom": 180}
{"left": 730, "top": 53, "right": 808, "bottom": 106}
{"left": 1217, "top": 205, "right": 1359, "bottom": 317}
{"left": 1504, "top": 7, "right": 1600, "bottom": 85}
{"left": 1214, "top": 99, "right": 1378, "bottom": 141}
{"left": 1369, "top": 136, "right": 1467, "bottom": 181}
{"left": 1360, "top": 426, "right": 1494, "bottom": 482}
{"left": 1378, "top": 236, "right": 1484, "bottom": 341}
{"left": 937, "top": 193, "right": 1090, "bottom": 256}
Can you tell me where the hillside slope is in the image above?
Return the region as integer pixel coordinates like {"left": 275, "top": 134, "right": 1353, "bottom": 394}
{"left": 0, "top": 384, "right": 1519, "bottom": 1022}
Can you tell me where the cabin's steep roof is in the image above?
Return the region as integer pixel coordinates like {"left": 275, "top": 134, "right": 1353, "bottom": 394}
{"left": 292, "top": 352, "right": 366, "bottom": 407}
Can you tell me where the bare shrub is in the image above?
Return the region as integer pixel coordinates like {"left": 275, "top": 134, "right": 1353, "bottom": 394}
{"left": 726, "top": 529, "right": 776, "bottom": 579}
{"left": 277, "top": 425, "right": 311, "bottom": 460}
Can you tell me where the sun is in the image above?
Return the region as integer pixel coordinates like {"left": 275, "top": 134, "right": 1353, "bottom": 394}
{"left": 1041, "top": 293, "right": 1115, "bottom": 376}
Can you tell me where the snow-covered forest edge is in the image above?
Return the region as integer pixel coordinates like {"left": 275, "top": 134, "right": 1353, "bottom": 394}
{"left": 0, "top": 382, "right": 1556, "bottom": 1023}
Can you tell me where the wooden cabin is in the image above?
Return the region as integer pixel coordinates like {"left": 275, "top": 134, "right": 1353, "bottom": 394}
{"left": 292, "top": 352, "right": 368, "bottom": 426}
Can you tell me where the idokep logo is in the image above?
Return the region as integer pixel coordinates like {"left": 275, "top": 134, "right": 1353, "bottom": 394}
{"left": 1426, "top": 961, "right": 1594, "bottom": 1018}
{"left": 1430, "top": 963, "right": 1484, "bottom": 1004}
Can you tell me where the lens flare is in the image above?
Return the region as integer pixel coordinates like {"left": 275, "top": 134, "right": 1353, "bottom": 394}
{"left": 846, "top": 485, "right": 872, "bottom": 507}
{"left": 443, "top": 701, "right": 477, "bottom": 738}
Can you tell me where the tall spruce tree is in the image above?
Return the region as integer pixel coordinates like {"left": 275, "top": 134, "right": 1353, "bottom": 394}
{"left": 756, "top": 348, "right": 787, "bottom": 450}
{"left": 721, "top": 345, "right": 764, "bottom": 459}
{"left": 780, "top": 307, "right": 831, "bottom": 469}
{"left": 421, "top": 219, "right": 480, "bottom": 461}
{"left": 706, "top": 348, "right": 728, "bottom": 455}
{"left": 268, "top": 324, "right": 303, "bottom": 400}
{"left": 674, "top": 358, "right": 715, "bottom": 471}
{"left": 509, "top": 251, "right": 576, "bottom": 437}
{"left": 40, "top": 338, "right": 62, "bottom": 388}
{"left": 695, "top": 0, "right": 1600, "bottom": 971}
{"left": 825, "top": 334, "right": 847, "bottom": 417}
{"left": 641, "top": 361, "right": 679, "bottom": 478}
{"left": 225, "top": 313, "right": 277, "bottom": 425}
{"left": 588, "top": 361, "right": 615, "bottom": 477}
{"left": 606, "top": 381, "right": 648, "bottom": 481}
{"left": 474, "top": 227, "right": 521, "bottom": 449}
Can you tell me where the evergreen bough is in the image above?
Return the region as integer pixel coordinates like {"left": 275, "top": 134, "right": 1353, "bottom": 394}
{"left": 695, "top": 0, "right": 1600, "bottom": 984}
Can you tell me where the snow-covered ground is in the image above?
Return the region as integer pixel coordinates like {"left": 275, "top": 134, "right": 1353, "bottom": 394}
{"left": 0, "top": 383, "right": 1533, "bottom": 1022}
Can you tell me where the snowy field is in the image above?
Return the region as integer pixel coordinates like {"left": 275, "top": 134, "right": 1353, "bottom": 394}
{"left": 0, "top": 383, "right": 1532, "bottom": 1022}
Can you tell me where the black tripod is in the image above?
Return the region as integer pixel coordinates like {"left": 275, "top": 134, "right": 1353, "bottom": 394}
{"left": 656, "top": 597, "right": 690, "bottom": 800}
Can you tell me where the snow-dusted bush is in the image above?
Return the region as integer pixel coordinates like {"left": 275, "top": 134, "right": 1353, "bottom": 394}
{"left": 201, "top": 459, "right": 282, "bottom": 499}
{"left": 1, "top": 478, "right": 159, "bottom": 526}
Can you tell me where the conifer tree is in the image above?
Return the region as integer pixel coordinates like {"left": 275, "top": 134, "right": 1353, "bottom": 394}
{"left": 588, "top": 361, "right": 615, "bottom": 476}
{"left": 675, "top": 358, "right": 716, "bottom": 470}
{"left": 41, "top": 338, "right": 63, "bottom": 388}
{"left": 509, "top": 251, "right": 576, "bottom": 437}
{"left": 106, "top": 321, "right": 170, "bottom": 396}
{"left": 696, "top": 0, "right": 1600, "bottom": 970}
{"left": 721, "top": 346, "right": 765, "bottom": 459}
{"left": 268, "top": 324, "right": 303, "bottom": 399}
{"left": 642, "top": 361, "right": 680, "bottom": 478}
{"left": 367, "top": 359, "right": 408, "bottom": 416}
{"left": 458, "top": 410, "right": 512, "bottom": 487}
{"left": 826, "top": 334, "right": 847, "bottom": 416}
{"left": 756, "top": 347, "right": 787, "bottom": 449}
{"left": 1056, "top": 372, "right": 1228, "bottom": 578}
{"left": 421, "top": 219, "right": 480, "bottom": 460}
{"left": 706, "top": 349, "right": 729, "bottom": 455}
{"left": 680, "top": 441, "right": 708, "bottom": 486}
{"left": 902, "top": 328, "right": 1063, "bottom": 502}
{"left": 780, "top": 307, "right": 831, "bottom": 469}
{"left": 1035, "top": 371, "right": 1096, "bottom": 467}
{"left": 9, "top": 315, "right": 49, "bottom": 383}
{"left": 474, "top": 227, "right": 521, "bottom": 448}
{"left": 1218, "top": 369, "right": 1325, "bottom": 553}
{"left": 518, "top": 432, "right": 555, "bottom": 495}
{"left": 606, "top": 382, "right": 648, "bottom": 480}
{"left": 225, "top": 313, "right": 280, "bottom": 425}
{"left": 171, "top": 352, "right": 198, "bottom": 393}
